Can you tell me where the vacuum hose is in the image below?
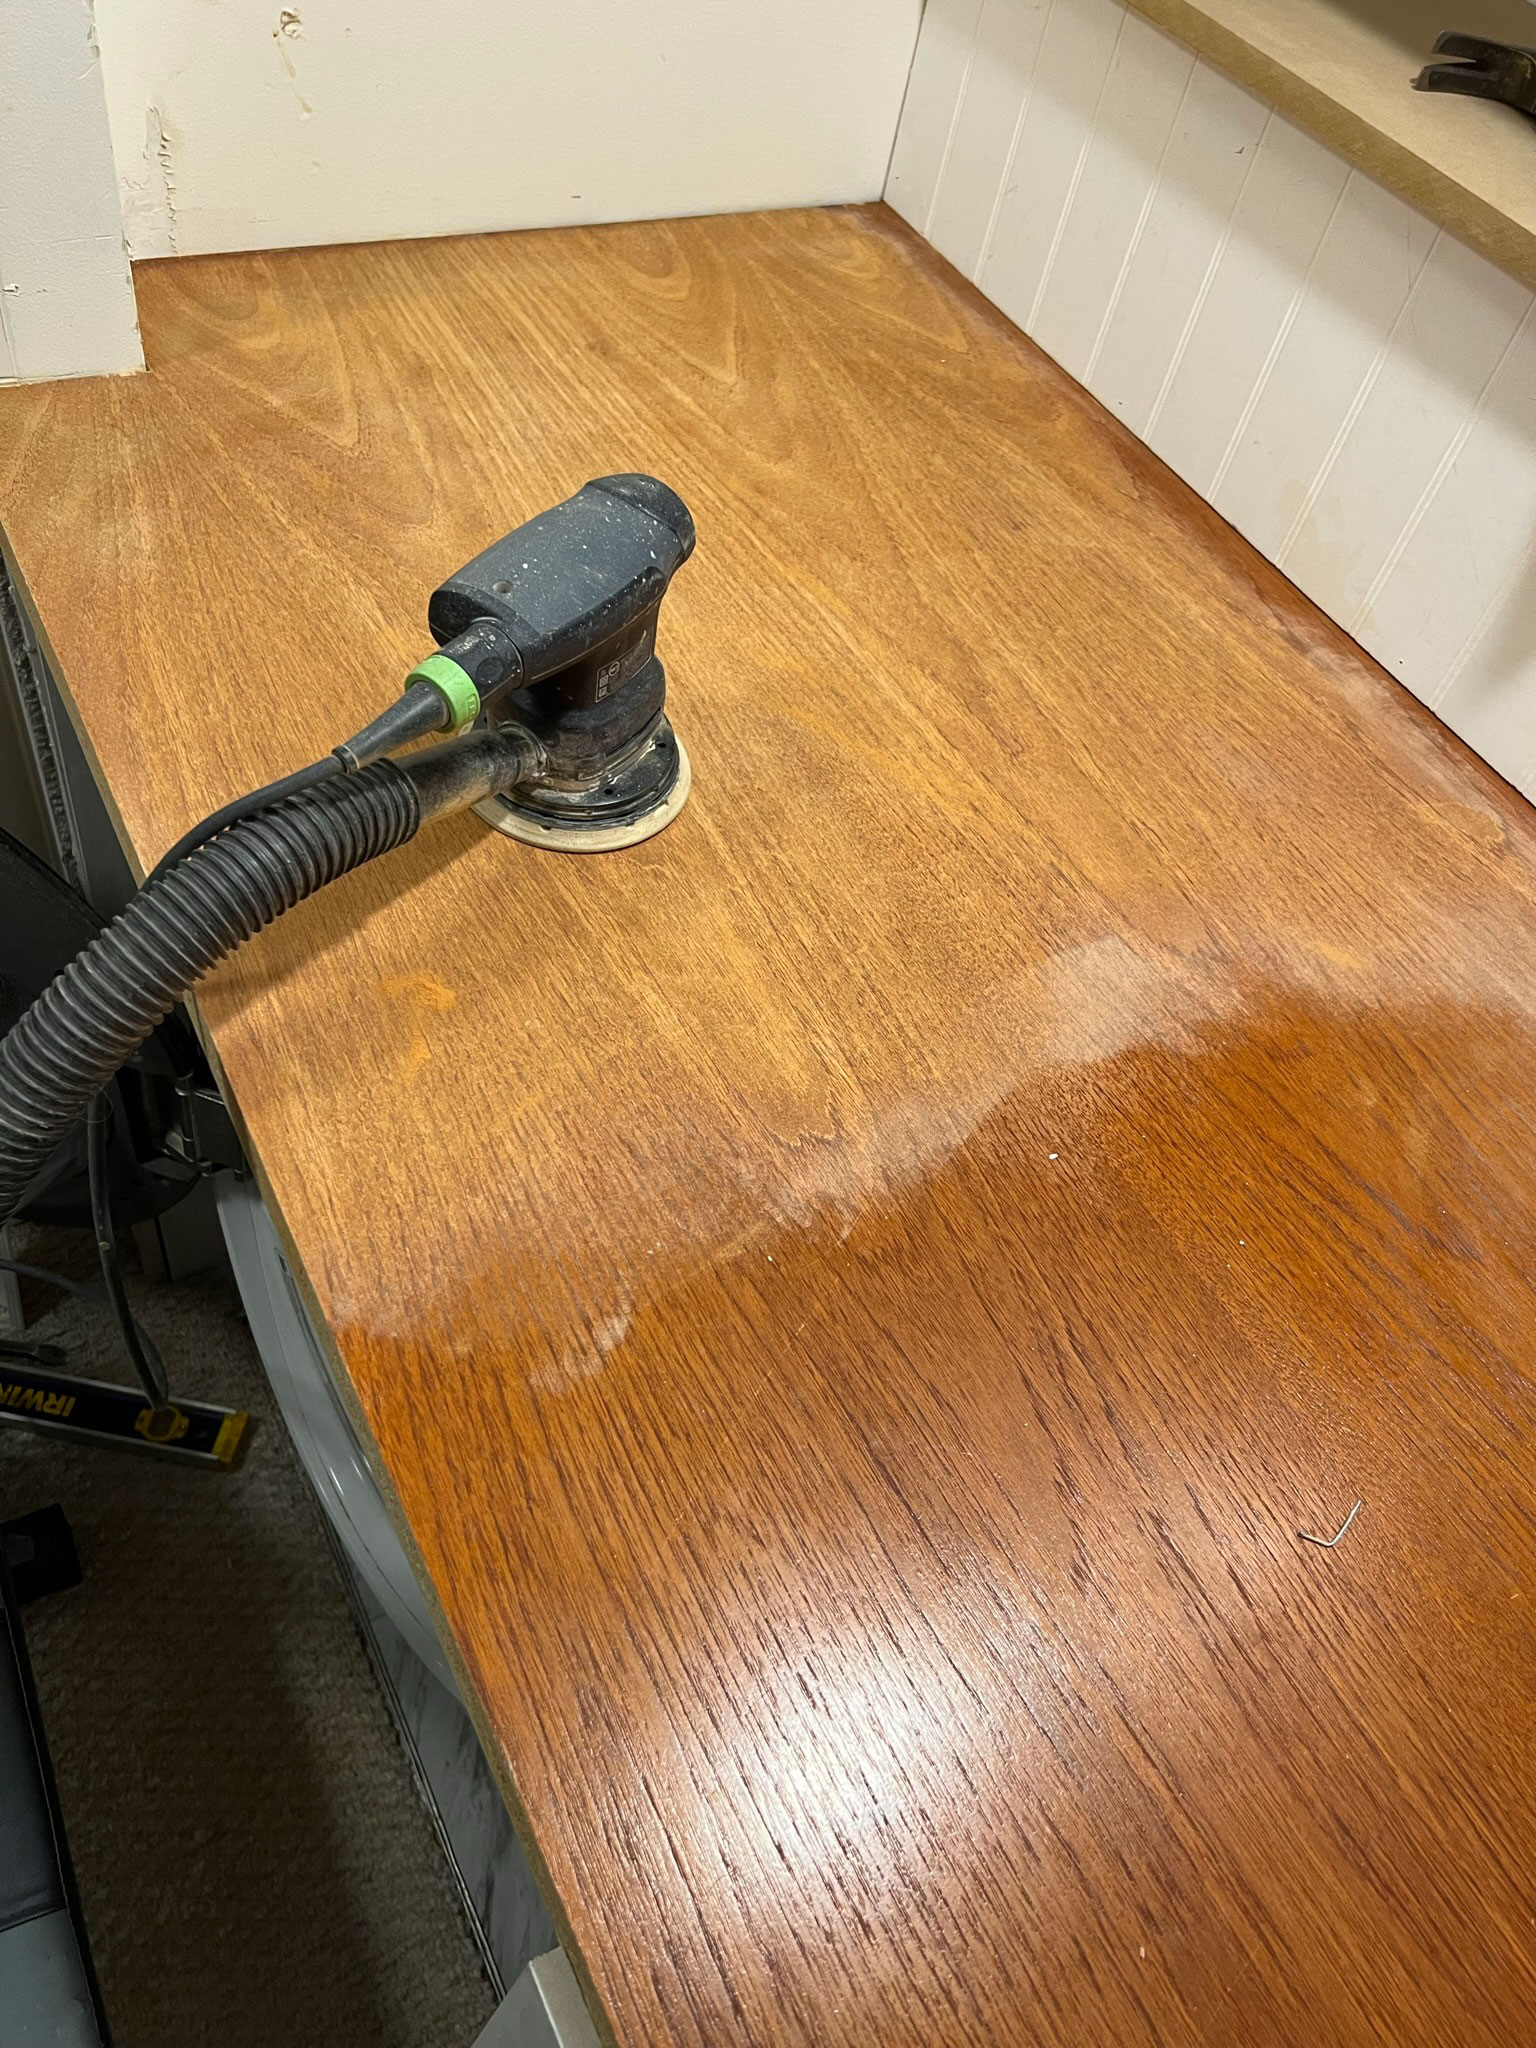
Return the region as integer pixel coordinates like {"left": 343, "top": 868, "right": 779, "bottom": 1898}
{"left": 0, "top": 727, "right": 540, "bottom": 1222}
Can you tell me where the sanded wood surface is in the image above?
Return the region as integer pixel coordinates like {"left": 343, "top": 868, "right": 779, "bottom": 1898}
{"left": 4, "top": 205, "right": 1536, "bottom": 2045}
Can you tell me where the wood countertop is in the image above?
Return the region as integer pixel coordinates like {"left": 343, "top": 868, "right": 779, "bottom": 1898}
{"left": 3, "top": 204, "right": 1536, "bottom": 2045}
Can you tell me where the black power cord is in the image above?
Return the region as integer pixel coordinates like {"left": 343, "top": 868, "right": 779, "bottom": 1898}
{"left": 145, "top": 756, "right": 342, "bottom": 885}
{"left": 142, "top": 677, "right": 457, "bottom": 887}
{"left": 85, "top": 1095, "right": 170, "bottom": 1407}
{"left": 0, "top": 1093, "right": 175, "bottom": 1407}
{"left": 0, "top": 1258, "right": 168, "bottom": 1386}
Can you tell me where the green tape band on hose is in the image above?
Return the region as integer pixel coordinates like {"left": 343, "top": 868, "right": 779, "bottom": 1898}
{"left": 406, "top": 653, "right": 481, "bottom": 736}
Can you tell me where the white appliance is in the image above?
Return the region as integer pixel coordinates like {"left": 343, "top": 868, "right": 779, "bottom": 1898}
{"left": 216, "top": 1176, "right": 454, "bottom": 1688}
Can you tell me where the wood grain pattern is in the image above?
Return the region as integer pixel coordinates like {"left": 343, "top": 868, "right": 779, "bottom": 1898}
{"left": 3, "top": 204, "right": 1536, "bottom": 2045}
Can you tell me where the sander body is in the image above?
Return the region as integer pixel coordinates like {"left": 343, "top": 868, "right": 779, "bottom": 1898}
{"left": 418, "top": 474, "right": 696, "bottom": 850}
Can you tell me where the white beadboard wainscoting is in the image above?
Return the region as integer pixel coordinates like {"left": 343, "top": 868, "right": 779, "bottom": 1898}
{"left": 887, "top": 0, "right": 1536, "bottom": 799}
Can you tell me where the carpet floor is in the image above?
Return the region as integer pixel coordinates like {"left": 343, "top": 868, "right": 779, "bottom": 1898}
{"left": 0, "top": 1217, "right": 496, "bottom": 2048}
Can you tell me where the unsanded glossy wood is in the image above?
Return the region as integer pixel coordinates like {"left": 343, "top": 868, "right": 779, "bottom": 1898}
{"left": 4, "top": 206, "right": 1536, "bottom": 2046}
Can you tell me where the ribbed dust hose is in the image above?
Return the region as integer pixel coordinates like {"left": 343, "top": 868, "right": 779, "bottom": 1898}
{"left": 0, "top": 727, "right": 540, "bottom": 1222}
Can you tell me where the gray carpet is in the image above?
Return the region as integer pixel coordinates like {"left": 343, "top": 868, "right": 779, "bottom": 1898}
{"left": 0, "top": 1218, "right": 496, "bottom": 2048}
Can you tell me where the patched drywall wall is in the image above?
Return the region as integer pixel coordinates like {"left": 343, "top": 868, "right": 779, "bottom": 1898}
{"left": 95, "top": 0, "right": 924, "bottom": 259}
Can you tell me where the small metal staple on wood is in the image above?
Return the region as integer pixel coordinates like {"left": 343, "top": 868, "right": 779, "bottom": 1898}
{"left": 1298, "top": 1500, "right": 1362, "bottom": 1550}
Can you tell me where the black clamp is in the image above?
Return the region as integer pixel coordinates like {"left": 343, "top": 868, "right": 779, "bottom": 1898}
{"left": 163, "top": 1076, "right": 246, "bottom": 1176}
{"left": 1414, "top": 33, "right": 1536, "bottom": 118}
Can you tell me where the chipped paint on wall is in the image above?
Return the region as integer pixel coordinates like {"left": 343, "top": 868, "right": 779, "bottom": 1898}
{"left": 116, "top": 103, "right": 178, "bottom": 260}
{"left": 89, "top": 0, "right": 922, "bottom": 258}
{"left": 272, "top": 10, "right": 314, "bottom": 120}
